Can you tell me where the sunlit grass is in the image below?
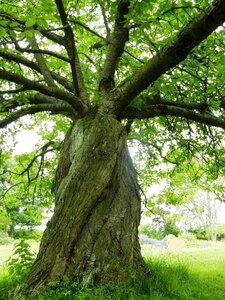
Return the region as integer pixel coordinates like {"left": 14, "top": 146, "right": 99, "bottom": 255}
{"left": 142, "top": 244, "right": 225, "bottom": 299}
{"left": 0, "top": 242, "right": 225, "bottom": 299}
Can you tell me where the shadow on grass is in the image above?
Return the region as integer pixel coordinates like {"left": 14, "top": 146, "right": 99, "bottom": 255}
{"left": 1, "top": 257, "right": 225, "bottom": 300}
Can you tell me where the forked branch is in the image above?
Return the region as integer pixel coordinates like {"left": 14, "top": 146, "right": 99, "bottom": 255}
{"left": 55, "top": 0, "right": 90, "bottom": 104}
{"left": 114, "top": 0, "right": 225, "bottom": 113}
{"left": 0, "top": 69, "right": 84, "bottom": 114}
{"left": 99, "top": 0, "right": 130, "bottom": 92}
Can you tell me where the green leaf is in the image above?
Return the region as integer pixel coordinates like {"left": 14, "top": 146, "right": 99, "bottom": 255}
{"left": 25, "top": 19, "right": 36, "bottom": 27}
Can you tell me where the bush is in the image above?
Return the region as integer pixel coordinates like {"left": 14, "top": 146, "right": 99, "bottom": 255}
{"left": 0, "top": 232, "right": 11, "bottom": 245}
{"left": 13, "top": 229, "right": 43, "bottom": 241}
{"left": 188, "top": 229, "right": 207, "bottom": 240}
{"left": 139, "top": 224, "right": 163, "bottom": 240}
{"left": 218, "top": 233, "right": 225, "bottom": 241}
{"left": 180, "top": 232, "right": 197, "bottom": 247}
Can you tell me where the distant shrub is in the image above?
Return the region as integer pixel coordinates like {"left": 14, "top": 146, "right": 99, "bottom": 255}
{"left": 13, "top": 229, "right": 43, "bottom": 241}
{"left": 139, "top": 224, "right": 163, "bottom": 240}
{"left": 218, "top": 233, "right": 225, "bottom": 241}
{"left": 164, "top": 234, "right": 176, "bottom": 241}
{"left": 189, "top": 229, "right": 207, "bottom": 240}
{"left": 0, "top": 231, "right": 11, "bottom": 245}
{"left": 180, "top": 232, "right": 197, "bottom": 247}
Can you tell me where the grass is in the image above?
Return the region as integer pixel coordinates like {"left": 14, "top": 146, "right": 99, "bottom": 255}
{"left": 142, "top": 244, "right": 225, "bottom": 300}
{"left": 0, "top": 242, "right": 225, "bottom": 299}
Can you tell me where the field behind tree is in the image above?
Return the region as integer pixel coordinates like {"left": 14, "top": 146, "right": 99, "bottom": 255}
{"left": 0, "top": 241, "right": 225, "bottom": 299}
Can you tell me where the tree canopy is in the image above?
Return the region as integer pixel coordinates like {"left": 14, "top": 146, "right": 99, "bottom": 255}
{"left": 1, "top": 0, "right": 225, "bottom": 291}
{"left": 0, "top": 0, "right": 225, "bottom": 125}
{"left": 0, "top": 0, "right": 225, "bottom": 231}
{"left": 0, "top": 0, "right": 225, "bottom": 224}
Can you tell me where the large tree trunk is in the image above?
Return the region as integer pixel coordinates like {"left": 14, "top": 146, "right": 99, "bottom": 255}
{"left": 27, "top": 114, "right": 147, "bottom": 291}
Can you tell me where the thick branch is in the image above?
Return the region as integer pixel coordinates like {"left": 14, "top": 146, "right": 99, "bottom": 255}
{"left": 99, "top": 0, "right": 130, "bottom": 92}
{"left": 0, "top": 50, "right": 74, "bottom": 92}
{"left": 0, "top": 103, "right": 76, "bottom": 128}
{"left": 0, "top": 92, "right": 78, "bottom": 115}
{"left": 120, "top": 104, "right": 225, "bottom": 130}
{"left": 114, "top": 0, "right": 225, "bottom": 113}
{"left": 0, "top": 50, "right": 40, "bottom": 71}
{"left": 40, "top": 29, "right": 65, "bottom": 46}
{"left": 0, "top": 69, "right": 84, "bottom": 114}
{"left": 30, "top": 36, "right": 56, "bottom": 87}
{"left": 55, "top": 0, "right": 89, "bottom": 105}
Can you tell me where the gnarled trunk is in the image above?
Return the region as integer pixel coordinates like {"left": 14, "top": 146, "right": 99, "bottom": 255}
{"left": 27, "top": 114, "right": 147, "bottom": 291}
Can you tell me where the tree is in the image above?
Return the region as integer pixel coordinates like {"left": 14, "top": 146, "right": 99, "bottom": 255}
{"left": 181, "top": 187, "right": 225, "bottom": 241}
{"left": 0, "top": 0, "right": 225, "bottom": 292}
{"left": 146, "top": 161, "right": 225, "bottom": 241}
{"left": 0, "top": 148, "right": 57, "bottom": 237}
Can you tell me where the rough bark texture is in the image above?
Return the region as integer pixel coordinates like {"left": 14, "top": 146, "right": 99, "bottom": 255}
{"left": 27, "top": 114, "right": 147, "bottom": 291}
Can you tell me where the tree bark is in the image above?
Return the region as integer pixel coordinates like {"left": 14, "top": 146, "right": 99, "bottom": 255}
{"left": 26, "top": 113, "right": 147, "bottom": 291}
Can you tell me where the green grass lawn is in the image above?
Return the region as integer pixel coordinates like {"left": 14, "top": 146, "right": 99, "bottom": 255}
{"left": 142, "top": 244, "right": 225, "bottom": 300}
{"left": 0, "top": 242, "right": 225, "bottom": 299}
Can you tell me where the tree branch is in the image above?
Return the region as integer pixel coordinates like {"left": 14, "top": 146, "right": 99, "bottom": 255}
{"left": 0, "top": 103, "right": 77, "bottom": 128}
{"left": 99, "top": 3, "right": 111, "bottom": 37}
{"left": 40, "top": 29, "right": 65, "bottom": 46}
{"left": 55, "top": 0, "right": 90, "bottom": 105}
{"left": 19, "top": 141, "right": 61, "bottom": 177}
{"left": 0, "top": 10, "right": 65, "bottom": 46}
{"left": 99, "top": 0, "right": 130, "bottom": 92}
{"left": 0, "top": 68, "right": 84, "bottom": 114}
{"left": 0, "top": 49, "right": 74, "bottom": 93}
{"left": 14, "top": 42, "right": 70, "bottom": 62}
{"left": 128, "top": 137, "right": 178, "bottom": 165}
{"left": 120, "top": 104, "right": 225, "bottom": 130}
{"left": 1, "top": 142, "right": 62, "bottom": 195}
{"left": 71, "top": 19, "right": 144, "bottom": 64}
{"left": 30, "top": 35, "right": 56, "bottom": 87}
{"left": 135, "top": 94, "right": 209, "bottom": 111}
{"left": 114, "top": 0, "right": 225, "bottom": 114}
{"left": 0, "top": 49, "right": 40, "bottom": 71}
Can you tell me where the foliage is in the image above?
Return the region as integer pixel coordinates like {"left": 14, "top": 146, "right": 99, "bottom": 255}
{"left": 0, "top": 152, "right": 56, "bottom": 236}
{"left": 179, "top": 232, "right": 197, "bottom": 247}
{"left": 0, "top": 0, "right": 225, "bottom": 291}
{"left": 189, "top": 229, "right": 207, "bottom": 240}
{"left": 7, "top": 239, "right": 36, "bottom": 280}
{"left": 12, "top": 229, "right": 42, "bottom": 241}
{"left": 0, "top": 1, "right": 224, "bottom": 211}
{"left": 0, "top": 208, "right": 10, "bottom": 233}
{"left": 0, "top": 232, "right": 11, "bottom": 245}
{"left": 139, "top": 224, "right": 163, "bottom": 240}
{"left": 141, "top": 160, "right": 225, "bottom": 240}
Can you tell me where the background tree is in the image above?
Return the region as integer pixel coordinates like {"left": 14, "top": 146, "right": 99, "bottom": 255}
{"left": 145, "top": 161, "right": 225, "bottom": 241}
{"left": 0, "top": 142, "right": 59, "bottom": 237}
{"left": 0, "top": 0, "right": 225, "bottom": 292}
{"left": 181, "top": 186, "right": 225, "bottom": 241}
